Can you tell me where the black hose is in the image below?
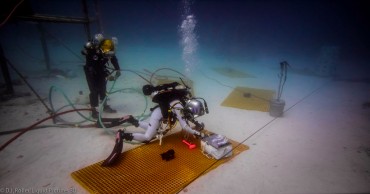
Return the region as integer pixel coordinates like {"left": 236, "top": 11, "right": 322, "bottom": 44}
{"left": 0, "top": 123, "right": 98, "bottom": 136}
{"left": 0, "top": 108, "right": 91, "bottom": 152}
{"left": 0, "top": 125, "right": 63, "bottom": 136}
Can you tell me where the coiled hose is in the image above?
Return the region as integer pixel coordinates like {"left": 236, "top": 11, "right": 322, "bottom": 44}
{"left": 0, "top": 67, "right": 192, "bottom": 150}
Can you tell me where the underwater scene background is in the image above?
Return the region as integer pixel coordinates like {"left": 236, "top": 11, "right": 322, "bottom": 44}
{"left": 1, "top": 0, "right": 369, "bottom": 121}
{"left": 1, "top": 0, "right": 369, "bottom": 81}
{"left": 1, "top": 1, "right": 370, "bottom": 193}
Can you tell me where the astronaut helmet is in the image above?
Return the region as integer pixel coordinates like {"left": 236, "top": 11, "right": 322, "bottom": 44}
{"left": 184, "top": 99, "right": 205, "bottom": 118}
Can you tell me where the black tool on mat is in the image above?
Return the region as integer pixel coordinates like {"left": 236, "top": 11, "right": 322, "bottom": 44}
{"left": 160, "top": 149, "right": 175, "bottom": 161}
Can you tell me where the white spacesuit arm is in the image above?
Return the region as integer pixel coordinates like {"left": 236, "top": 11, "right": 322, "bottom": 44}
{"left": 171, "top": 101, "right": 201, "bottom": 136}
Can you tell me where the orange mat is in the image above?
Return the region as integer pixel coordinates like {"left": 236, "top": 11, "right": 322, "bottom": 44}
{"left": 221, "top": 86, "right": 275, "bottom": 112}
{"left": 71, "top": 131, "right": 248, "bottom": 193}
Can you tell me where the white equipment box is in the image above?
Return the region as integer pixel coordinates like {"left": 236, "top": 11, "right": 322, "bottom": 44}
{"left": 200, "top": 134, "right": 232, "bottom": 159}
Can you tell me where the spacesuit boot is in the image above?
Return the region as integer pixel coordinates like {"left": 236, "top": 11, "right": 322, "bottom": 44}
{"left": 117, "top": 129, "right": 134, "bottom": 141}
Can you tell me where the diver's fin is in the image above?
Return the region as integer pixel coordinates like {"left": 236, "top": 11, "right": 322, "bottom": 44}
{"left": 97, "top": 117, "right": 121, "bottom": 122}
{"left": 96, "top": 121, "right": 121, "bottom": 128}
{"left": 101, "top": 131, "right": 124, "bottom": 167}
{"left": 96, "top": 117, "right": 125, "bottom": 128}
{"left": 96, "top": 116, "right": 138, "bottom": 128}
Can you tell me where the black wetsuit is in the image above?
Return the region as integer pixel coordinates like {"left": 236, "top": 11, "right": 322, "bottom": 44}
{"left": 82, "top": 43, "right": 120, "bottom": 108}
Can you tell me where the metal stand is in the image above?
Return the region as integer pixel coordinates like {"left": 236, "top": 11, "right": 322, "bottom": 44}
{"left": 269, "top": 61, "right": 289, "bottom": 117}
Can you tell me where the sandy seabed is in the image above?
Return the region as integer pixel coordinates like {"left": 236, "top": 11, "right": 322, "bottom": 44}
{"left": 1, "top": 58, "right": 370, "bottom": 193}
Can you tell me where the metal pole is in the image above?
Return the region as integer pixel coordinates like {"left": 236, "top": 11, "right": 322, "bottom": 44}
{"left": 37, "top": 23, "right": 51, "bottom": 71}
{"left": 0, "top": 42, "right": 14, "bottom": 95}
{"left": 82, "top": 0, "right": 92, "bottom": 40}
{"left": 93, "top": 0, "right": 104, "bottom": 34}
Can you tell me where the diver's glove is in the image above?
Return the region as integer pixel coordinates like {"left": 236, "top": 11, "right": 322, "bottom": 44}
{"left": 195, "top": 121, "right": 205, "bottom": 131}
{"left": 194, "top": 131, "right": 205, "bottom": 139}
{"left": 107, "top": 75, "right": 115, "bottom": 81}
{"left": 115, "top": 70, "right": 121, "bottom": 79}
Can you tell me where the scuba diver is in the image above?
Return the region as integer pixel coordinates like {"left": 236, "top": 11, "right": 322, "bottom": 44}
{"left": 82, "top": 33, "right": 121, "bottom": 118}
{"left": 102, "top": 81, "right": 209, "bottom": 166}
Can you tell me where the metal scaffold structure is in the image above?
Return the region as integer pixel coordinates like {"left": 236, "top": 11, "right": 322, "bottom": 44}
{"left": 0, "top": 0, "right": 103, "bottom": 98}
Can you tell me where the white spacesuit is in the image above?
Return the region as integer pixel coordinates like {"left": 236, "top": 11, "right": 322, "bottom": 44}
{"left": 101, "top": 82, "right": 208, "bottom": 166}
{"left": 118, "top": 82, "right": 206, "bottom": 142}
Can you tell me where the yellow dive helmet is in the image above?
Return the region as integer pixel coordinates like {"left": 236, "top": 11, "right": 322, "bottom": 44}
{"left": 100, "top": 39, "right": 115, "bottom": 54}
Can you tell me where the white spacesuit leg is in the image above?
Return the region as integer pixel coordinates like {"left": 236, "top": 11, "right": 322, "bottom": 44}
{"left": 132, "top": 107, "right": 163, "bottom": 142}
{"left": 138, "top": 121, "right": 149, "bottom": 129}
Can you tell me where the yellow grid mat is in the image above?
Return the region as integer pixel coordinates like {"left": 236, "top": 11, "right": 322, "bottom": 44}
{"left": 221, "top": 87, "right": 275, "bottom": 112}
{"left": 212, "top": 67, "right": 256, "bottom": 78}
{"left": 71, "top": 131, "right": 248, "bottom": 193}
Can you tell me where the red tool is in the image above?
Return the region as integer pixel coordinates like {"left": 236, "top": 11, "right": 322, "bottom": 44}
{"left": 182, "top": 139, "right": 196, "bottom": 149}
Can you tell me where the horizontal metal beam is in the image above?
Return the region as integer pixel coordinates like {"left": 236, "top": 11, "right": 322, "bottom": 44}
{"left": 16, "top": 14, "right": 94, "bottom": 24}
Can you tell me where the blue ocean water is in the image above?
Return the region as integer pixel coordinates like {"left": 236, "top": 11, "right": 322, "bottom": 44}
{"left": 1, "top": 0, "right": 369, "bottom": 71}
{"left": 0, "top": 0, "right": 369, "bottom": 103}
{"left": 0, "top": 0, "right": 370, "bottom": 192}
